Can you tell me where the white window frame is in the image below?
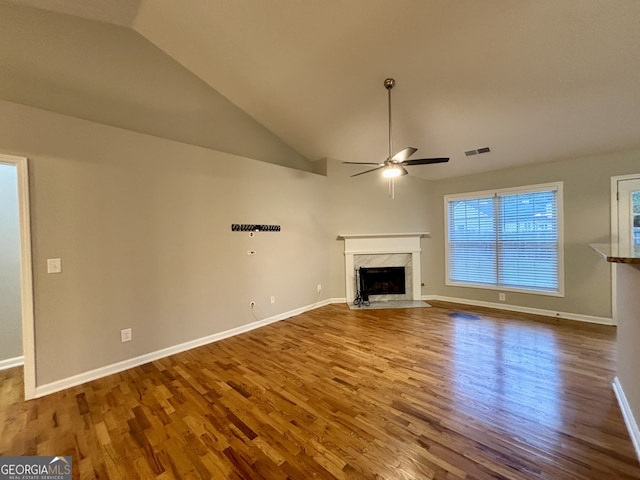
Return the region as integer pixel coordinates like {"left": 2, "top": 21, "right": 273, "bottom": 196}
{"left": 444, "top": 181, "right": 565, "bottom": 297}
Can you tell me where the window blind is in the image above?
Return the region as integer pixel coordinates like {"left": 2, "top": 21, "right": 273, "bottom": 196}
{"left": 447, "top": 185, "right": 561, "bottom": 294}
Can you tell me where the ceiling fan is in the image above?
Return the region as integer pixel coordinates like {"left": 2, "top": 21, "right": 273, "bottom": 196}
{"left": 343, "top": 78, "right": 449, "bottom": 197}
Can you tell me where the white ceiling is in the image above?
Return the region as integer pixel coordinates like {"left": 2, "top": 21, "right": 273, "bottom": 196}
{"left": 8, "top": 0, "right": 640, "bottom": 179}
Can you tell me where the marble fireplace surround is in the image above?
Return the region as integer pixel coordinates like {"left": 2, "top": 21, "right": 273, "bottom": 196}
{"left": 339, "top": 233, "right": 429, "bottom": 303}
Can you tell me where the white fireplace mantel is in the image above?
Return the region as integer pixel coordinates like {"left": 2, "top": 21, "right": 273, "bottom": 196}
{"left": 338, "top": 233, "right": 429, "bottom": 303}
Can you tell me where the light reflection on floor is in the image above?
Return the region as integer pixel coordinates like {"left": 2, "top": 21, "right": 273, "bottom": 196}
{"left": 451, "top": 313, "right": 562, "bottom": 436}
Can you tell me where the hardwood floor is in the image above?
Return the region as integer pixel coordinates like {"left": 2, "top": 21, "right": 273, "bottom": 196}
{"left": 1, "top": 302, "right": 639, "bottom": 479}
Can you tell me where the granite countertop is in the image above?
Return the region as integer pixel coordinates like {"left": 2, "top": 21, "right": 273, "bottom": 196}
{"left": 590, "top": 243, "right": 640, "bottom": 264}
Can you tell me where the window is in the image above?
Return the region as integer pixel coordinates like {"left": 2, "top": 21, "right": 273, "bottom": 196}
{"left": 445, "top": 182, "right": 563, "bottom": 296}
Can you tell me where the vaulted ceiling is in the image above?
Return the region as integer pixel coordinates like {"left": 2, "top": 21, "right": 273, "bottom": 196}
{"left": 7, "top": 0, "right": 640, "bottom": 179}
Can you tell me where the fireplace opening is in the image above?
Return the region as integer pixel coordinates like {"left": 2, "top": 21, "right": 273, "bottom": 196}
{"left": 359, "top": 267, "right": 406, "bottom": 296}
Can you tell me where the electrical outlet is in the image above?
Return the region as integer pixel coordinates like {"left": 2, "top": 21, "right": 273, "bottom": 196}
{"left": 499, "top": 292, "right": 506, "bottom": 302}
{"left": 317, "top": 284, "right": 322, "bottom": 293}
{"left": 270, "top": 296, "right": 275, "bottom": 304}
{"left": 121, "top": 328, "right": 132, "bottom": 343}
{"left": 249, "top": 301, "right": 256, "bottom": 308}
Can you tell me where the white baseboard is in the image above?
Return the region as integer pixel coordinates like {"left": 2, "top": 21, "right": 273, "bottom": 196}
{"left": 422, "top": 295, "right": 613, "bottom": 325}
{"left": 33, "top": 295, "right": 608, "bottom": 398}
{"left": 613, "top": 377, "right": 640, "bottom": 463}
{"left": 0, "top": 355, "right": 24, "bottom": 371}
{"left": 34, "top": 298, "right": 337, "bottom": 398}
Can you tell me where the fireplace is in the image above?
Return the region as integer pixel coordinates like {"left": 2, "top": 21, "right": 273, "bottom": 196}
{"left": 339, "top": 232, "right": 429, "bottom": 304}
{"left": 360, "top": 267, "right": 406, "bottom": 296}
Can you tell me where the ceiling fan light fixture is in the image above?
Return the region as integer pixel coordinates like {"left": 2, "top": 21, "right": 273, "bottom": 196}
{"left": 342, "top": 77, "right": 449, "bottom": 194}
{"left": 382, "top": 165, "right": 403, "bottom": 178}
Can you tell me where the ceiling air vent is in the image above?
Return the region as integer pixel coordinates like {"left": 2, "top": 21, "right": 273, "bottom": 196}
{"left": 465, "top": 146, "right": 491, "bottom": 156}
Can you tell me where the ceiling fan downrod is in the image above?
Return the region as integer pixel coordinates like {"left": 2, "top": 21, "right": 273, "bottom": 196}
{"left": 341, "top": 76, "right": 449, "bottom": 195}
{"left": 385, "top": 78, "right": 395, "bottom": 161}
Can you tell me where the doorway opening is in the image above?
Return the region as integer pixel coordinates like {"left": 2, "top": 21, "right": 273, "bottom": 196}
{"left": 0, "top": 154, "right": 35, "bottom": 400}
{"left": 610, "top": 173, "right": 640, "bottom": 324}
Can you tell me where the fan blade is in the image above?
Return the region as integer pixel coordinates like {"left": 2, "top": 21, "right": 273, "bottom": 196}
{"left": 402, "top": 157, "right": 449, "bottom": 166}
{"left": 342, "top": 161, "right": 383, "bottom": 165}
{"left": 390, "top": 147, "right": 418, "bottom": 162}
{"left": 351, "top": 166, "right": 385, "bottom": 177}
{"left": 400, "top": 167, "right": 409, "bottom": 176}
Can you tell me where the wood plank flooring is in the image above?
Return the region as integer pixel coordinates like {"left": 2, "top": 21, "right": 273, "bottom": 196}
{"left": 1, "top": 301, "right": 639, "bottom": 479}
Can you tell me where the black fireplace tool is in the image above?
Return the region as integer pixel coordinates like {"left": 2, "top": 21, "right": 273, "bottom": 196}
{"left": 353, "top": 267, "right": 370, "bottom": 307}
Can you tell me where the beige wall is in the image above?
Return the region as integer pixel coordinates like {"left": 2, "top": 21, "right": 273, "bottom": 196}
{"left": 0, "top": 1, "right": 310, "bottom": 172}
{"left": 301, "top": 151, "right": 640, "bottom": 320}
{"left": 0, "top": 101, "right": 329, "bottom": 385}
{"left": 0, "top": 162, "right": 22, "bottom": 361}
{"left": 0, "top": 98, "right": 444, "bottom": 386}
{"left": 2, "top": 98, "right": 639, "bottom": 388}
{"left": 426, "top": 150, "right": 640, "bottom": 319}
{"left": 324, "top": 159, "right": 435, "bottom": 300}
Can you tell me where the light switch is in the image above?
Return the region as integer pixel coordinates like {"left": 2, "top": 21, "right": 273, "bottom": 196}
{"left": 47, "top": 258, "right": 62, "bottom": 274}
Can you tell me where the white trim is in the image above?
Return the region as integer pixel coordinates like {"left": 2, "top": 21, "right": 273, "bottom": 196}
{"left": 611, "top": 173, "right": 640, "bottom": 245}
{"left": 613, "top": 377, "right": 640, "bottom": 463}
{"left": 344, "top": 248, "right": 421, "bottom": 255}
{"left": 341, "top": 234, "right": 425, "bottom": 303}
{"left": 27, "top": 294, "right": 614, "bottom": 398}
{"left": 444, "top": 181, "right": 561, "bottom": 200}
{"left": 443, "top": 281, "right": 564, "bottom": 298}
{"left": 610, "top": 173, "right": 640, "bottom": 325}
{"left": 0, "top": 154, "right": 36, "bottom": 400}
{"left": 422, "top": 294, "right": 613, "bottom": 325}
{"left": 338, "top": 232, "right": 430, "bottom": 239}
{"left": 34, "top": 298, "right": 338, "bottom": 398}
{"left": 0, "top": 356, "right": 24, "bottom": 371}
